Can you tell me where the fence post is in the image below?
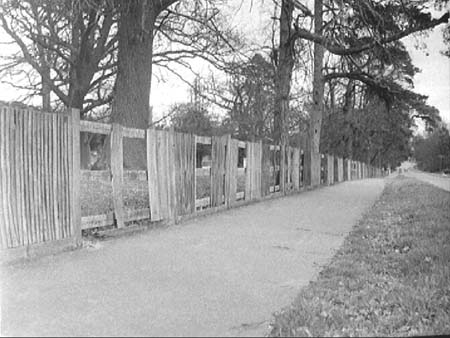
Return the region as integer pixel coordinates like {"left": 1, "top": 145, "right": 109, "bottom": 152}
{"left": 327, "top": 154, "right": 334, "bottom": 185}
{"left": 70, "top": 108, "right": 81, "bottom": 245}
{"left": 280, "top": 142, "right": 286, "bottom": 193}
{"left": 293, "top": 147, "right": 300, "bottom": 190}
{"left": 111, "top": 123, "right": 125, "bottom": 228}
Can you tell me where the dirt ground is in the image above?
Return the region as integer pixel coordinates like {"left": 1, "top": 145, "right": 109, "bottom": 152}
{"left": 1, "top": 179, "right": 384, "bottom": 337}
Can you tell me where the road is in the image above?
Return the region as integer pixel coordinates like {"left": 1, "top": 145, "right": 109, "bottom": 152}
{"left": 1, "top": 179, "right": 385, "bottom": 337}
{"left": 403, "top": 168, "right": 450, "bottom": 192}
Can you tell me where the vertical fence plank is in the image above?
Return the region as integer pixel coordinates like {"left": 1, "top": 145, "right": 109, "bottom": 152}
{"left": 147, "top": 129, "right": 161, "bottom": 221}
{"left": 51, "top": 114, "right": 59, "bottom": 240}
{"left": 193, "top": 136, "right": 198, "bottom": 210}
{"left": 168, "top": 130, "right": 177, "bottom": 221}
{"left": 189, "top": 134, "right": 196, "bottom": 214}
{"left": 279, "top": 143, "right": 286, "bottom": 193}
{"left": 30, "top": 109, "right": 38, "bottom": 243}
{"left": 261, "top": 143, "right": 271, "bottom": 196}
{"left": 159, "top": 131, "right": 169, "bottom": 219}
{"left": 13, "top": 109, "right": 23, "bottom": 245}
{"left": 111, "top": 123, "right": 125, "bottom": 228}
{"left": 245, "top": 142, "right": 252, "bottom": 200}
{"left": 22, "top": 110, "right": 32, "bottom": 244}
{"left": 0, "top": 107, "right": 9, "bottom": 248}
{"left": 45, "top": 113, "right": 54, "bottom": 241}
{"left": 63, "top": 113, "right": 70, "bottom": 238}
{"left": 327, "top": 154, "right": 334, "bottom": 185}
{"left": 253, "top": 141, "right": 262, "bottom": 199}
{"left": 18, "top": 110, "right": 28, "bottom": 244}
{"left": 70, "top": 108, "right": 81, "bottom": 243}
{"left": 293, "top": 148, "right": 300, "bottom": 190}
{"left": 8, "top": 108, "right": 20, "bottom": 246}
{"left": 225, "top": 136, "right": 238, "bottom": 207}
{"left": 211, "top": 136, "right": 226, "bottom": 207}
{"left": 43, "top": 113, "right": 51, "bottom": 241}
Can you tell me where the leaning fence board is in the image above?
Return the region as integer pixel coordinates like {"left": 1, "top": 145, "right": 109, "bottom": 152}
{"left": 225, "top": 136, "right": 238, "bottom": 207}
{"left": 261, "top": 143, "right": 271, "bottom": 197}
{"left": 245, "top": 141, "right": 262, "bottom": 201}
{"left": 111, "top": 123, "right": 125, "bottom": 228}
{"left": 211, "top": 136, "right": 227, "bottom": 207}
{"left": 174, "top": 132, "right": 195, "bottom": 217}
{"left": 147, "top": 129, "right": 161, "bottom": 221}
{"left": 147, "top": 129, "right": 177, "bottom": 222}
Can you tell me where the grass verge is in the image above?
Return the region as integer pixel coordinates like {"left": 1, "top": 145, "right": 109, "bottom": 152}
{"left": 269, "top": 176, "right": 450, "bottom": 337}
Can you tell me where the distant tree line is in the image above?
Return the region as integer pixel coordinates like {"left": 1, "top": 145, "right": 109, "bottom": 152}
{"left": 413, "top": 126, "right": 450, "bottom": 172}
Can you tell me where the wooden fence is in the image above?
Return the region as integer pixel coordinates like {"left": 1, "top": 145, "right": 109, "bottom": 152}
{"left": 0, "top": 105, "right": 74, "bottom": 249}
{"left": 0, "top": 105, "right": 385, "bottom": 250}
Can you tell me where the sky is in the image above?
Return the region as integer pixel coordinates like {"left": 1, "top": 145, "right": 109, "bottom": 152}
{"left": 0, "top": 2, "right": 449, "bottom": 124}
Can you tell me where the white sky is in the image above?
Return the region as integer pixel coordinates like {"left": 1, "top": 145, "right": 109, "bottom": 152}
{"left": 0, "top": 1, "right": 449, "bottom": 124}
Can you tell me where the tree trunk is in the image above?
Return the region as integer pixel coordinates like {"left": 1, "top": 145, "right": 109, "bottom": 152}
{"left": 309, "top": 0, "right": 324, "bottom": 187}
{"left": 273, "top": 0, "right": 295, "bottom": 145}
{"left": 110, "top": 0, "right": 173, "bottom": 169}
{"left": 342, "top": 79, "right": 355, "bottom": 159}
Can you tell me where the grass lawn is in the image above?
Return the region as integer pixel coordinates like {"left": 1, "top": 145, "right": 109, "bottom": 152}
{"left": 269, "top": 176, "right": 450, "bottom": 337}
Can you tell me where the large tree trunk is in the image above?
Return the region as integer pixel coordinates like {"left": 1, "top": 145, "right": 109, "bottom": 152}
{"left": 309, "top": 0, "right": 324, "bottom": 187}
{"left": 110, "top": 0, "right": 175, "bottom": 169}
{"left": 342, "top": 80, "right": 355, "bottom": 159}
{"left": 273, "top": 0, "right": 295, "bottom": 145}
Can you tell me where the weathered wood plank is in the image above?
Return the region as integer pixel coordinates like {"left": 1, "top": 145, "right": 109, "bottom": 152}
{"left": 279, "top": 143, "right": 286, "bottom": 193}
{"left": 70, "top": 108, "right": 82, "bottom": 244}
{"left": 261, "top": 143, "right": 271, "bottom": 197}
{"left": 80, "top": 120, "right": 111, "bottom": 135}
{"left": 63, "top": 114, "right": 71, "bottom": 238}
{"left": 167, "top": 130, "right": 177, "bottom": 220}
{"left": 225, "top": 137, "right": 238, "bottom": 207}
{"left": 147, "top": 129, "right": 161, "bottom": 221}
{"left": 81, "top": 208, "right": 151, "bottom": 230}
{"left": 16, "top": 110, "right": 27, "bottom": 245}
{"left": 51, "top": 114, "right": 60, "bottom": 240}
{"left": 111, "top": 123, "right": 125, "bottom": 228}
{"left": 43, "top": 113, "right": 52, "bottom": 241}
{"left": 211, "top": 136, "right": 227, "bottom": 207}
{"left": 0, "top": 108, "right": 9, "bottom": 248}
{"left": 327, "top": 154, "right": 334, "bottom": 185}
{"left": 292, "top": 148, "right": 300, "bottom": 190}
{"left": 161, "top": 131, "right": 171, "bottom": 219}
{"left": 245, "top": 142, "right": 252, "bottom": 200}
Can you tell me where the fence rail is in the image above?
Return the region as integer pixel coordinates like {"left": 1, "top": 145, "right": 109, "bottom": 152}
{"left": 0, "top": 104, "right": 385, "bottom": 250}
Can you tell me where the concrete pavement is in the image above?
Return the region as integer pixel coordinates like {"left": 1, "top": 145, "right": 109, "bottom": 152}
{"left": 1, "top": 179, "right": 385, "bottom": 337}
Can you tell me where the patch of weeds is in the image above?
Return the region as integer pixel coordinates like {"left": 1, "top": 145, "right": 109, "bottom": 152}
{"left": 269, "top": 177, "right": 450, "bottom": 337}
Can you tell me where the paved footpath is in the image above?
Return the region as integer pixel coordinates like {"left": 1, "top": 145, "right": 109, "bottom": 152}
{"left": 1, "top": 179, "right": 384, "bottom": 337}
